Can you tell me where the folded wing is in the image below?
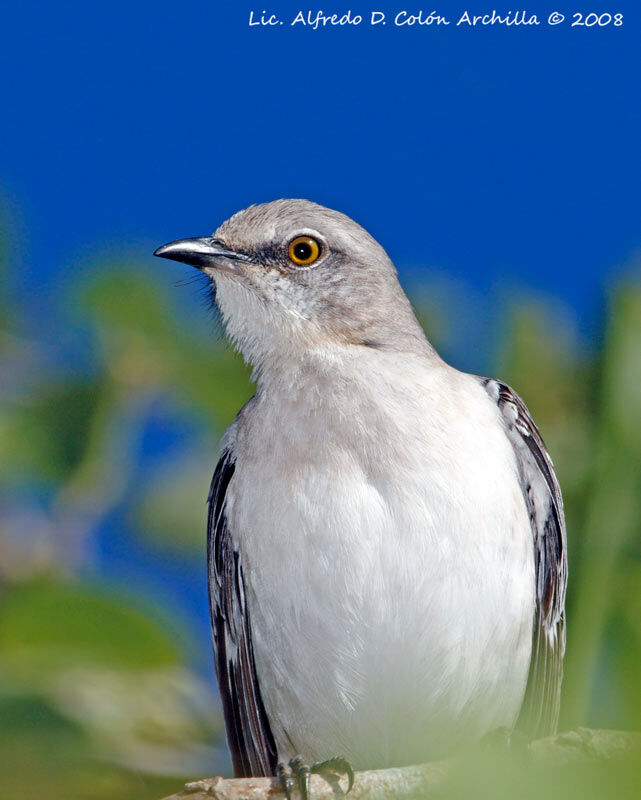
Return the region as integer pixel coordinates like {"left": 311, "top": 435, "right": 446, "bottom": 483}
{"left": 482, "top": 377, "right": 568, "bottom": 738}
{"left": 208, "top": 447, "right": 278, "bottom": 776}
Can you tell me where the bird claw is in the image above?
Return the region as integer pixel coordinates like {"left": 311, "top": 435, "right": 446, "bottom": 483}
{"left": 277, "top": 755, "right": 354, "bottom": 799}
{"left": 290, "top": 756, "right": 311, "bottom": 800}
{"left": 277, "top": 761, "right": 296, "bottom": 800}
{"left": 311, "top": 756, "right": 355, "bottom": 793}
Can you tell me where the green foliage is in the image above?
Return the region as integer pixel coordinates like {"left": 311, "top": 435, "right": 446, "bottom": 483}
{"left": 0, "top": 381, "right": 101, "bottom": 482}
{"left": 0, "top": 695, "right": 182, "bottom": 800}
{"left": 76, "top": 266, "right": 254, "bottom": 429}
{"left": 0, "top": 579, "right": 180, "bottom": 680}
{"left": 0, "top": 580, "right": 222, "bottom": 799}
{"left": 133, "top": 447, "right": 215, "bottom": 553}
{"left": 436, "top": 744, "right": 641, "bottom": 800}
{"left": 494, "top": 285, "right": 641, "bottom": 733}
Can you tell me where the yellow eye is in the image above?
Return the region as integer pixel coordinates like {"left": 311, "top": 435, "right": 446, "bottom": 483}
{"left": 288, "top": 236, "right": 321, "bottom": 266}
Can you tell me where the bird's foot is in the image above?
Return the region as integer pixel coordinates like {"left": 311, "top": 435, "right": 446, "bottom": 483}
{"left": 277, "top": 755, "right": 354, "bottom": 800}
{"left": 312, "top": 756, "right": 354, "bottom": 793}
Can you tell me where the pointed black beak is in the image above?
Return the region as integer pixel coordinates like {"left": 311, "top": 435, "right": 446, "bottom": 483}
{"left": 153, "top": 237, "right": 248, "bottom": 271}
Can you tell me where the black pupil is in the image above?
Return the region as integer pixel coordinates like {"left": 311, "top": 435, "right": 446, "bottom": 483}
{"left": 294, "top": 241, "right": 313, "bottom": 261}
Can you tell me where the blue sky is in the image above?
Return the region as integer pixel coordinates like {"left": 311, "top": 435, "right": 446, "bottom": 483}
{"left": 1, "top": 0, "right": 639, "bottom": 342}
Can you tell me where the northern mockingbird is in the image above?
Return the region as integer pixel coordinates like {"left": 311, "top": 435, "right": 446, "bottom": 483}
{"left": 154, "top": 199, "right": 567, "bottom": 796}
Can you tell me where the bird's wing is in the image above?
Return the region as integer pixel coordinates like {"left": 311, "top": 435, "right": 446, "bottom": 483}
{"left": 208, "top": 445, "right": 278, "bottom": 777}
{"left": 481, "top": 378, "right": 568, "bottom": 738}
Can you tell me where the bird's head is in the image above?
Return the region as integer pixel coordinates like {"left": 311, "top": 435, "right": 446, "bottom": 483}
{"left": 154, "top": 199, "right": 430, "bottom": 372}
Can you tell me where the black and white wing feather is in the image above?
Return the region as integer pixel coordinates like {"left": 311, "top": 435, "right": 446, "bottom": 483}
{"left": 482, "top": 378, "right": 568, "bottom": 738}
{"left": 207, "top": 446, "right": 278, "bottom": 777}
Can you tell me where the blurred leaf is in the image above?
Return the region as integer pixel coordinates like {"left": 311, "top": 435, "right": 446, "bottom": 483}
{"left": 495, "top": 300, "right": 594, "bottom": 553}
{"left": 562, "top": 284, "right": 641, "bottom": 729}
{"left": 601, "top": 285, "right": 641, "bottom": 453}
{"left": 0, "top": 215, "right": 19, "bottom": 330}
{"left": 0, "top": 380, "right": 101, "bottom": 482}
{"left": 179, "top": 345, "right": 254, "bottom": 429}
{"left": 0, "top": 579, "right": 181, "bottom": 683}
{"left": 48, "top": 666, "right": 225, "bottom": 775}
{"left": 0, "top": 578, "right": 226, "bottom": 792}
{"left": 0, "top": 695, "right": 184, "bottom": 800}
{"left": 437, "top": 745, "right": 641, "bottom": 800}
{"left": 133, "top": 449, "right": 214, "bottom": 553}
{"left": 496, "top": 301, "right": 591, "bottom": 475}
{"left": 75, "top": 267, "right": 253, "bottom": 430}
{"left": 81, "top": 270, "right": 178, "bottom": 342}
